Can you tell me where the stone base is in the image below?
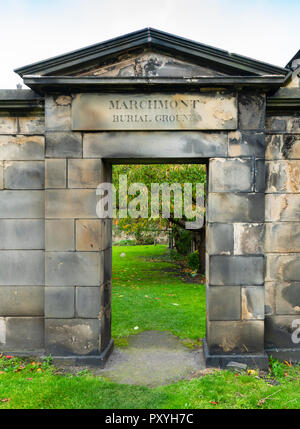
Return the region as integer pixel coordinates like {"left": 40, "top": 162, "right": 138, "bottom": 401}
{"left": 50, "top": 339, "right": 114, "bottom": 367}
{"left": 203, "top": 339, "right": 269, "bottom": 370}
{"left": 266, "top": 348, "right": 300, "bottom": 363}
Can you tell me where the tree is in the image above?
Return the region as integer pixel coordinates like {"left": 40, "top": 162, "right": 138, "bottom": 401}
{"left": 112, "top": 163, "right": 207, "bottom": 272}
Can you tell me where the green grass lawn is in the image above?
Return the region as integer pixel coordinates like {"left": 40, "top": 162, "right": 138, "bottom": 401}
{"left": 112, "top": 245, "right": 206, "bottom": 344}
{"left": 0, "top": 244, "right": 299, "bottom": 409}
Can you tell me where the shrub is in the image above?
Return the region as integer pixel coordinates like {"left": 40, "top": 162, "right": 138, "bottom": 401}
{"left": 187, "top": 250, "right": 200, "bottom": 271}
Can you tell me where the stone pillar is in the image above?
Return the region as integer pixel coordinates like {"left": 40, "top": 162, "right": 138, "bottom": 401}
{"left": 264, "top": 113, "right": 300, "bottom": 361}
{"left": 44, "top": 95, "right": 113, "bottom": 364}
{"left": 204, "top": 92, "right": 268, "bottom": 368}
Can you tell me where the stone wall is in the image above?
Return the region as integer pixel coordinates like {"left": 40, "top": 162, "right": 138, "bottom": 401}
{"left": 44, "top": 95, "right": 112, "bottom": 361}
{"left": 0, "top": 111, "right": 45, "bottom": 352}
{"left": 264, "top": 115, "right": 300, "bottom": 359}
{"left": 205, "top": 92, "right": 266, "bottom": 366}
{"left": 0, "top": 84, "right": 299, "bottom": 366}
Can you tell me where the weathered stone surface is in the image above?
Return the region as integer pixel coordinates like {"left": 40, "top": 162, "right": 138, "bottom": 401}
{"left": 207, "top": 320, "right": 264, "bottom": 354}
{"left": 0, "top": 219, "right": 44, "bottom": 249}
{"left": 266, "top": 160, "right": 300, "bottom": 193}
{"left": 242, "top": 287, "right": 264, "bottom": 320}
{"left": 45, "top": 287, "right": 75, "bottom": 318}
{"left": 73, "top": 93, "right": 237, "bottom": 131}
{"left": 0, "top": 135, "right": 45, "bottom": 161}
{"left": 102, "top": 218, "right": 112, "bottom": 251}
{"left": 45, "top": 159, "right": 66, "bottom": 188}
{"left": 0, "top": 191, "right": 44, "bottom": 218}
{"left": 0, "top": 251, "right": 44, "bottom": 285}
{"left": 209, "top": 255, "right": 264, "bottom": 285}
{"left": 18, "top": 116, "right": 44, "bottom": 135}
{"left": 0, "top": 117, "right": 17, "bottom": 134}
{"left": 45, "top": 318, "right": 100, "bottom": 355}
{"left": 0, "top": 161, "right": 3, "bottom": 189}
{"left": 255, "top": 159, "right": 266, "bottom": 192}
{"left": 68, "top": 159, "right": 102, "bottom": 188}
{"left": 276, "top": 282, "right": 300, "bottom": 315}
{"left": 266, "top": 254, "right": 300, "bottom": 282}
{"left": 265, "top": 222, "right": 300, "bottom": 252}
{"left": 104, "top": 247, "right": 112, "bottom": 283}
{"left": 45, "top": 252, "right": 101, "bottom": 286}
{"left": 4, "top": 317, "right": 44, "bottom": 350}
{"left": 266, "top": 134, "right": 300, "bottom": 160}
{"left": 46, "top": 189, "right": 97, "bottom": 218}
{"left": 79, "top": 51, "right": 226, "bottom": 78}
{"left": 83, "top": 131, "right": 228, "bottom": 159}
{"left": 238, "top": 93, "right": 265, "bottom": 130}
{"left": 228, "top": 131, "right": 265, "bottom": 157}
{"left": 265, "top": 194, "right": 300, "bottom": 221}
{"left": 207, "top": 223, "right": 233, "bottom": 255}
{"left": 45, "top": 96, "right": 71, "bottom": 131}
{"left": 45, "top": 132, "right": 82, "bottom": 158}
{"left": 208, "top": 286, "right": 240, "bottom": 320}
{"left": 234, "top": 223, "right": 264, "bottom": 255}
{"left": 76, "top": 219, "right": 102, "bottom": 251}
{"left": 208, "top": 193, "right": 264, "bottom": 222}
{"left": 265, "top": 282, "right": 276, "bottom": 315}
{"left": 265, "top": 315, "right": 300, "bottom": 349}
{"left": 266, "top": 115, "right": 300, "bottom": 134}
{"left": 46, "top": 220, "right": 74, "bottom": 251}
{"left": 76, "top": 287, "right": 101, "bottom": 318}
{"left": 209, "top": 158, "right": 253, "bottom": 192}
{"left": 4, "top": 161, "right": 44, "bottom": 189}
{"left": 0, "top": 286, "right": 44, "bottom": 316}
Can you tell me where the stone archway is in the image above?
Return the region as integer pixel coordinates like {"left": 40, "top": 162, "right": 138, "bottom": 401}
{"left": 2, "top": 29, "right": 299, "bottom": 368}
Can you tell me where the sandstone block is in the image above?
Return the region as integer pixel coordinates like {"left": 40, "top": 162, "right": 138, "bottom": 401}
{"left": 234, "top": 223, "right": 264, "bottom": 255}
{"left": 242, "top": 287, "right": 264, "bottom": 320}
{"left": 208, "top": 286, "right": 240, "bottom": 321}
{"left": 209, "top": 255, "right": 264, "bottom": 285}
{"left": 209, "top": 158, "right": 253, "bottom": 192}
{"left": 45, "top": 159, "right": 66, "bottom": 188}
{"left": 4, "top": 161, "right": 44, "bottom": 189}
{"left": 0, "top": 286, "right": 44, "bottom": 316}
{"left": 45, "top": 287, "right": 75, "bottom": 318}
{"left": 45, "top": 219, "right": 74, "bottom": 251}
{"left": 0, "top": 250, "right": 44, "bottom": 286}
{"left": 0, "top": 135, "right": 45, "bottom": 161}
{"left": 0, "top": 219, "right": 44, "bottom": 249}
{"left": 45, "top": 318, "right": 100, "bottom": 355}
{"left": 45, "top": 251, "right": 101, "bottom": 286}
{"left": 45, "top": 132, "right": 82, "bottom": 158}
{"left": 68, "top": 159, "right": 102, "bottom": 188}
{"left": 0, "top": 190, "right": 44, "bottom": 218}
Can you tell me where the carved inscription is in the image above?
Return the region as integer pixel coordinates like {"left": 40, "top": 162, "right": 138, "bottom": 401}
{"left": 72, "top": 93, "right": 237, "bottom": 131}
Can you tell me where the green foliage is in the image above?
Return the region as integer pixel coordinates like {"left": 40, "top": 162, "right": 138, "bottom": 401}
{"left": 113, "top": 164, "right": 207, "bottom": 238}
{"left": 187, "top": 250, "right": 200, "bottom": 271}
{"left": 114, "top": 239, "right": 137, "bottom": 246}
{"left": 269, "top": 356, "right": 286, "bottom": 379}
{"left": 172, "top": 227, "right": 192, "bottom": 255}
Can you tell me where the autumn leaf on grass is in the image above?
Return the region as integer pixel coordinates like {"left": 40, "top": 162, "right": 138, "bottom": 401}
{"left": 210, "top": 401, "right": 219, "bottom": 405}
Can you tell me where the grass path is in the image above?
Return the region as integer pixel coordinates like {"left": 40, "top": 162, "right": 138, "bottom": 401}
{"left": 112, "top": 245, "right": 206, "bottom": 343}
{"left": 0, "top": 245, "right": 299, "bottom": 409}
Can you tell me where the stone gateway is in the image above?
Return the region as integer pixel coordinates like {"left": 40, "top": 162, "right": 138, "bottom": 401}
{"left": 0, "top": 28, "right": 299, "bottom": 368}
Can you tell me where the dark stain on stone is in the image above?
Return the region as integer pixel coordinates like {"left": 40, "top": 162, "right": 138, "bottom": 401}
{"left": 281, "top": 283, "right": 300, "bottom": 308}
{"left": 282, "top": 135, "right": 295, "bottom": 159}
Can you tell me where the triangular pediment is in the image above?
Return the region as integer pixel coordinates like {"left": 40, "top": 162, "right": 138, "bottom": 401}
{"left": 15, "top": 28, "right": 288, "bottom": 79}
{"left": 77, "top": 50, "right": 226, "bottom": 78}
